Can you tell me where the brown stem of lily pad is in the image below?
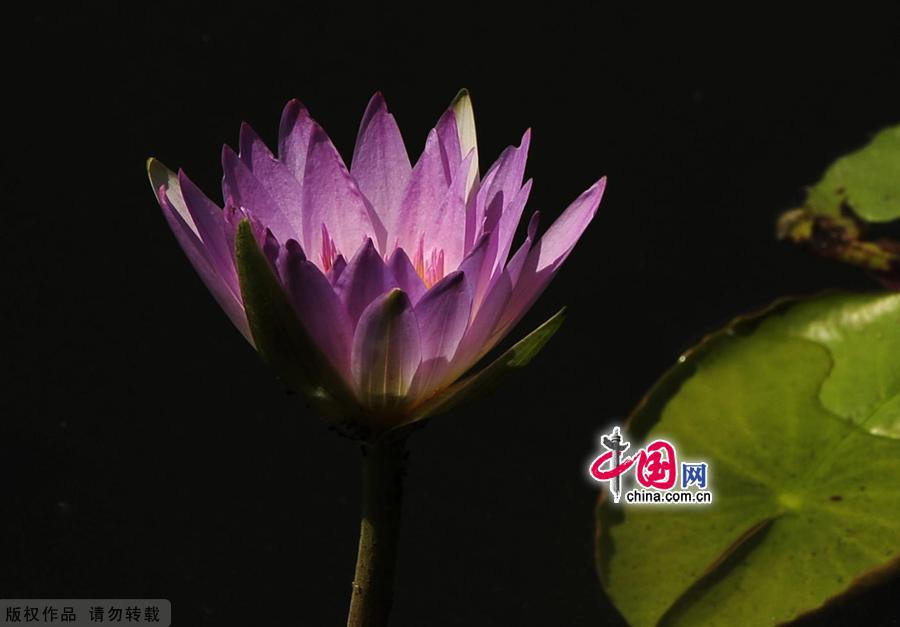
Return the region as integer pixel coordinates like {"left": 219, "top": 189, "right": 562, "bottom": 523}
{"left": 346, "top": 434, "right": 408, "bottom": 627}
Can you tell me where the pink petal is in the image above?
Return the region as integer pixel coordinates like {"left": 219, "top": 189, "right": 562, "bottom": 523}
{"left": 447, "top": 209, "right": 540, "bottom": 370}
{"left": 222, "top": 203, "right": 281, "bottom": 270}
{"left": 505, "top": 211, "right": 540, "bottom": 286}
{"left": 465, "top": 163, "right": 499, "bottom": 255}
{"left": 436, "top": 90, "right": 479, "bottom": 204}
{"left": 472, "top": 130, "right": 531, "bottom": 251}
{"left": 494, "top": 177, "right": 606, "bottom": 340}
{"left": 156, "top": 185, "right": 251, "bottom": 343}
{"left": 351, "top": 93, "right": 412, "bottom": 237}
{"left": 458, "top": 227, "right": 498, "bottom": 312}
{"left": 177, "top": 170, "right": 237, "bottom": 293}
{"left": 526, "top": 178, "right": 605, "bottom": 274}
{"left": 446, "top": 269, "right": 513, "bottom": 381}
{"left": 327, "top": 254, "right": 347, "bottom": 285}
{"left": 335, "top": 238, "right": 399, "bottom": 325}
{"left": 491, "top": 178, "right": 533, "bottom": 278}
{"left": 238, "top": 122, "right": 304, "bottom": 242}
{"left": 394, "top": 128, "right": 452, "bottom": 256}
{"left": 302, "top": 125, "right": 387, "bottom": 261}
{"left": 221, "top": 144, "right": 296, "bottom": 245}
{"left": 277, "top": 239, "right": 354, "bottom": 380}
{"left": 351, "top": 289, "right": 422, "bottom": 407}
{"left": 426, "top": 149, "right": 475, "bottom": 274}
{"left": 435, "top": 107, "right": 462, "bottom": 181}
{"left": 409, "top": 270, "right": 473, "bottom": 398}
{"left": 278, "top": 99, "right": 314, "bottom": 184}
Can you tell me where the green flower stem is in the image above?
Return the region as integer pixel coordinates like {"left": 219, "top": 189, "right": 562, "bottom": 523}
{"left": 346, "top": 435, "right": 408, "bottom": 627}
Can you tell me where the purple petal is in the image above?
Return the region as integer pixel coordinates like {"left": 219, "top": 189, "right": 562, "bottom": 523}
{"left": 278, "top": 99, "right": 314, "bottom": 184}
{"left": 351, "top": 93, "right": 412, "bottom": 237}
{"left": 277, "top": 239, "right": 354, "bottom": 380}
{"left": 491, "top": 177, "right": 533, "bottom": 278}
{"left": 472, "top": 130, "right": 531, "bottom": 247}
{"left": 351, "top": 289, "right": 421, "bottom": 406}
{"left": 458, "top": 231, "right": 495, "bottom": 313}
{"left": 495, "top": 177, "right": 606, "bottom": 339}
{"left": 409, "top": 270, "right": 473, "bottom": 397}
{"left": 151, "top": 172, "right": 251, "bottom": 343}
{"left": 435, "top": 108, "right": 462, "bottom": 181}
{"left": 238, "top": 123, "right": 304, "bottom": 242}
{"left": 394, "top": 128, "right": 452, "bottom": 256}
{"left": 177, "top": 170, "right": 237, "bottom": 293}
{"left": 465, "top": 163, "right": 499, "bottom": 255}
{"left": 223, "top": 204, "right": 281, "bottom": 270}
{"left": 452, "top": 209, "right": 538, "bottom": 361}
{"left": 458, "top": 232, "right": 490, "bottom": 281}
{"left": 437, "top": 90, "right": 479, "bottom": 203}
{"left": 387, "top": 248, "right": 426, "bottom": 304}
{"left": 427, "top": 150, "right": 475, "bottom": 274}
{"left": 335, "top": 238, "right": 399, "bottom": 325}
{"left": 525, "top": 178, "right": 605, "bottom": 274}
{"left": 222, "top": 144, "right": 296, "bottom": 245}
{"left": 302, "top": 125, "right": 387, "bottom": 263}
{"left": 327, "top": 254, "right": 347, "bottom": 284}
{"left": 446, "top": 269, "right": 513, "bottom": 381}
{"left": 504, "top": 210, "right": 540, "bottom": 286}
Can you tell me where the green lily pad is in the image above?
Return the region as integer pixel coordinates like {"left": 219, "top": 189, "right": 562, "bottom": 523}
{"left": 596, "top": 292, "right": 900, "bottom": 626}
{"left": 806, "top": 125, "right": 900, "bottom": 223}
{"left": 755, "top": 292, "right": 900, "bottom": 438}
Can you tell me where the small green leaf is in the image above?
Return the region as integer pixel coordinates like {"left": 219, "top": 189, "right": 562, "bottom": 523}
{"left": 806, "top": 124, "right": 900, "bottom": 223}
{"left": 234, "top": 221, "right": 363, "bottom": 429}
{"left": 776, "top": 125, "right": 900, "bottom": 286}
{"left": 400, "top": 307, "right": 566, "bottom": 426}
{"left": 596, "top": 292, "right": 900, "bottom": 626}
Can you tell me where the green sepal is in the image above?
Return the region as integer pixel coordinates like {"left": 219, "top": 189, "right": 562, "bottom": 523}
{"left": 806, "top": 124, "right": 900, "bottom": 223}
{"left": 234, "top": 220, "right": 366, "bottom": 435}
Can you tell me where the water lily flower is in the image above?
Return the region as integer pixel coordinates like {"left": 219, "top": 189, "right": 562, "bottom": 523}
{"left": 147, "top": 91, "right": 604, "bottom": 437}
{"left": 147, "top": 90, "right": 605, "bottom": 627}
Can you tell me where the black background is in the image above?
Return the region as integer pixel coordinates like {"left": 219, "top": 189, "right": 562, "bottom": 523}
{"left": 4, "top": 4, "right": 900, "bottom": 626}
